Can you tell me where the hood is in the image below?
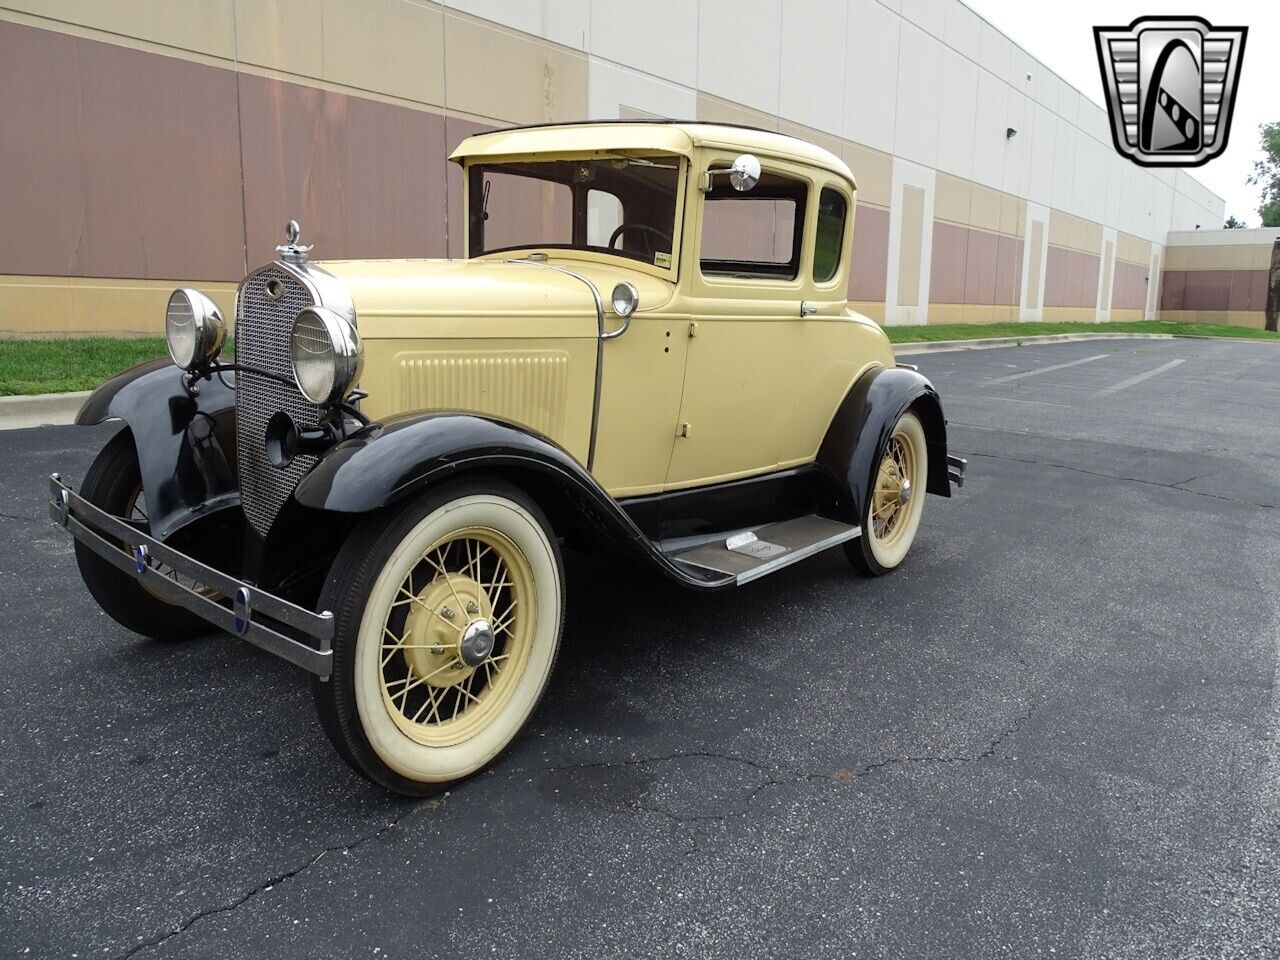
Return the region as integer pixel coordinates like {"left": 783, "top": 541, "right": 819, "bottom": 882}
{"left": 315, "top": 257, "right": 674, "bottom": 340}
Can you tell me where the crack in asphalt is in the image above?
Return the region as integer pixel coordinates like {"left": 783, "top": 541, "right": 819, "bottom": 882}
{"left": 0, "top": 509, "right": 42, "bottom": 524}
{"left": 113, "top": 799, "right": 439, "bottom": 960}
{"left": 628, "top": 703, "right": 1038, "bottom": 830}
{"left": 111, "top": 709, "right": 1037, "bottom": 956}
{"left": 966, "top": 452, "right": 1277, "bottom": 509}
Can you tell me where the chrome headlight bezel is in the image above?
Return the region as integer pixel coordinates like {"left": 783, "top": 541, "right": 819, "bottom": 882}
{"left": 610, "top": 281, "right": 639, "bottom": 318}
{"left": 288, "top": 306, "right": 363, "bottom": 406}
{"left": 165, "top": 288, "right": 227, "bottom": 370}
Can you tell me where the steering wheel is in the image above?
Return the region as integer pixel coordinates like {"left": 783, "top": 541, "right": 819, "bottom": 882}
{"left": 608, "top": 223, "right": 673, "bottom": 257}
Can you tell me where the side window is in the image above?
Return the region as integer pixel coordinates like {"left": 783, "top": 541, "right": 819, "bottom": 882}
{"left": 700, "top": 169, "right": 807, "bottom": 280}
{"left": 813, "top": 188, "right": 847, "bottom": 284}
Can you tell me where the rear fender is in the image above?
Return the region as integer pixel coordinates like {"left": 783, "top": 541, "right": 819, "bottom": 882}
{"left": 77, "top": 360, "right": 239, "bottom": 541}
{"left": 816, "top": 365, "right": 952, "bottom": 524}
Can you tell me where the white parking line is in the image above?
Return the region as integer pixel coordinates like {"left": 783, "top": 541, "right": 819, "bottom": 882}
{"left": 981, "top": 353, "right": 1110, "bottom": 386}
{"left": 1095, "top": 358, "right": 1186, "bottom": 396}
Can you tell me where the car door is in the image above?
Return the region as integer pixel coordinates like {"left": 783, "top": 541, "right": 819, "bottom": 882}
{"left": 663, "top": 152, "right": 816, "bottom": 490}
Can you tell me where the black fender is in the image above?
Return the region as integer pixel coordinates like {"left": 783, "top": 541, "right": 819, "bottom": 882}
{"left": 76, "top": 359, "right": 239, "bottom": 541}
{"left": 292, "top": 412, "right": 735, "bottom": 590}
{"left": 816, "top": 365, "right": 952, "bottom": 525}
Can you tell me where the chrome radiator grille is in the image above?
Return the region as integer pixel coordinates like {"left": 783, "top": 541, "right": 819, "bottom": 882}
{"left": 235, "top": 266, "right": 321, "bottom": 538}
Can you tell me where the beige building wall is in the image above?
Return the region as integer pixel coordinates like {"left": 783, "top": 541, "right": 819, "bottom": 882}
{"left": 0, "top": 0, "right": 1240, "bottom": 335}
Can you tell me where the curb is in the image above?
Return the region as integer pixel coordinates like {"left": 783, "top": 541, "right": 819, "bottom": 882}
{"left": 892, "top": 332, "right": 1278, "bottom": 356}
{"left": 0, "top": 390, "right": 89, "bottom": 430}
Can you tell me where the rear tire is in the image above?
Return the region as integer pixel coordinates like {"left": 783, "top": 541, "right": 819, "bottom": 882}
{"left": 74, "top": 429, "right": 212, "bottom": 641}
{"left": 845, "top": 411, "right": 929, "bottom": 577}
{"left": 313, "top": 478, "right": 564, "bottom": 796}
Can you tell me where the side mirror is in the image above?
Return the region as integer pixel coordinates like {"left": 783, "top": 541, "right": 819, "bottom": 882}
{"left": 728, "top": 154, "right": 761, "bottom": 192}
{"left": 700, "top": 154, "right": 762, "bottom": 193}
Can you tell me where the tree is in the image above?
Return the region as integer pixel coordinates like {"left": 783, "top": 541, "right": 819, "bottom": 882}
{"left": 1247, "top": 121, "right": 1280, "bottom": 228}
{"left": 1224, "top": 215, "right": 1248, "bottom": 228}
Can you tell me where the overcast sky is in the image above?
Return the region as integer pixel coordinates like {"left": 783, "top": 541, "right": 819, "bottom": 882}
{"left": 961, "top": 0, "right": 1277, "bottom": 226}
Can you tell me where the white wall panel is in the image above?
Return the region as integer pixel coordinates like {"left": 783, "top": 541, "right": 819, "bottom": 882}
{"left": 1049, "top": 115, "right": 1075, "bottom": 212}
{"left": 898, "top": 0, "right": 944, "bottom": 39}
{"left": 942, "top": 0, "right": 981, "bottom": 61}
{"left": 843, "top": 0, "right": 900, "bottom": 153}
{"left": 935, "top": 46, "right": 978, "bottom": 180}
{"left": 586, "top": 57, "right": 697, "bottom": 121}
{"left": 971, "top": 67, "right": 1008, "bottom": 190}
{"left": 978, "top": 19, "right": 1011, "bottom": 81}
{"left": 892, "top": 22, "right": 943, "bottom": 168}
{"left": 445, "top": 0, "right": 589, "bottom": 50}
{"left": 1001, "top": 90, "right": 1030, "bottom": 198}
{"left": 779, "top": 0, "right": 848, "bottom": 133}
{"left": 590, "top": 0, "right": 697, "bottom": 87}
{"left": 697, "top": 0, "right": 783, "bottom": 115}
{"left": 1026, "top": 102, "right": 1055, "bottom": 206}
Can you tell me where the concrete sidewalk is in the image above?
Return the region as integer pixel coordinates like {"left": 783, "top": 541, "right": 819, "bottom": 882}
{"left": 0, "top": 390, "right": 89, "bottom": 430}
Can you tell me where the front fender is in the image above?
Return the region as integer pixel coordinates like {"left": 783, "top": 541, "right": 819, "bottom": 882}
{"left": 816, "top": 365, "right": 952, "bottom": 524}
{"left": 77, "top": 360, "right": 238, "bottom": 541}
{"left": 292, "top": 412, "right": 735, "bottom": 590}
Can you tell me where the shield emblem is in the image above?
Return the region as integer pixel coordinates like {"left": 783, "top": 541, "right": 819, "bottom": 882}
{"left": 1094, "top": 16, "right": 1247, "bottom": 168}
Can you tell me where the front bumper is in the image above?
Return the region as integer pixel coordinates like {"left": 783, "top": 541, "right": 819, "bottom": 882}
{"left": 948, "top": 454, "right": 967, "bottom": 488}
{"left": 48, "top": 474, "right": 334, "bottom": 677}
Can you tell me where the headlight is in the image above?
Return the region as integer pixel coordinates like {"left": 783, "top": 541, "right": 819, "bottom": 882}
{"left": 611, "top": 282, "right": 639, "bottom": 318}
{"left": 165, "top": 288, "right": 227, "bottom": 370}
{"left": 289, "top": 307, "right": 362, "bottom": 405}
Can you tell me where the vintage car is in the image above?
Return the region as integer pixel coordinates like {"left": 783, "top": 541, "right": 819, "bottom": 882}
{"left": 49, "top": 121, "right": 964, "bottom": 795}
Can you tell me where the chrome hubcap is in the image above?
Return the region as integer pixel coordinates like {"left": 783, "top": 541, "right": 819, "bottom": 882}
{"left": 459, "top": 619, "right": 496, "bottom": 666}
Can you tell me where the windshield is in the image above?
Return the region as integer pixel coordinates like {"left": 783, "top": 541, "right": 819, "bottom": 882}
{"left": 467, "top": 155, "right": 681, "bottom": 268}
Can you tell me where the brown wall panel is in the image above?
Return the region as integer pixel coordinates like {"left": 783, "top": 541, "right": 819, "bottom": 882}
{"left": 1182, "top": 269, "right": 1232, "bottom": 311}
{"left": 928, "top": 221, "right": 967, "bottom": 304}
{"left": 963, "top": 228, "right": 997, "bottom": 307}
{"left": 238, "top": 73, "right": 448, "bottom": 267}
{"left": 1161, "top": 269, "right": 1185, "bottom": 310}
{"left": 994, "top": 235, "right": 1023, "bottom": 307}
{"left": 1044, "top": 246, "right": 1100, "bottom": 309}
{"left": 1248, "top": 268, "right": 1269, "bottom": 312}
{"left": 849, "top": 204, "right": 889, "bottom": 303}
{"left": 1228, "top": 270, "right": 1252, "bottom": 312}
{"left": 0, "top": 20, "right": 245, "bottom": 281}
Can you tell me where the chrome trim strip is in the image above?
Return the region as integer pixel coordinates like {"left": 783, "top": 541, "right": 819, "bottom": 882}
{"left": 49, "top": 476, "right": 333, "bottom": 676}
{"left": 733, "top": 525, "right": 862, "bottom": 585}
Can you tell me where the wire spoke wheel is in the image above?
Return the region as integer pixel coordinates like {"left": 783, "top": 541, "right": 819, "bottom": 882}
{"left": 377, "top": 526, "right": 535, "bottom": 748}
{"left": 847, "top": 411, "right": 929, "bottom": 576}
{"left": 871, "top": 435, "right": 916, "bottom": 547}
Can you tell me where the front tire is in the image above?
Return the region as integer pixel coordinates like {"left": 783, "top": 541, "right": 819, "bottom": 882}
{"left": 845, "top": 410, "right": 929, "bottom": 576}
{"left": 313, "top": 478, "right": 564, "bottom": 795}
{"left": 74, "top": 429, "right": 212, "bottom": 641}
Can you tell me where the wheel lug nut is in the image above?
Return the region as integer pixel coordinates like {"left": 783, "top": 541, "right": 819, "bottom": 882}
{"left": 466, "top": 601, "right": 479, "bottom": 615}
{"left": 440, "top": 606, "right": 455, "bottom": 620}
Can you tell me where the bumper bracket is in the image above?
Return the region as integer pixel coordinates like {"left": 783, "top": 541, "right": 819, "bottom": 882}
{"left": 49, "top": 474, "right": 333, "bottom": 678}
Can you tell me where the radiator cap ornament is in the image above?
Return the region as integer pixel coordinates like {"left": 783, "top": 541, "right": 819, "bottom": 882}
{"left": 276, "top": 219, "right": 314, "bottom": 265}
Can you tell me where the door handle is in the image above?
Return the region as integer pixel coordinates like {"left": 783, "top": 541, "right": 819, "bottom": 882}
{"left": 800, "top": 301, "right": 818, "bottom": 317}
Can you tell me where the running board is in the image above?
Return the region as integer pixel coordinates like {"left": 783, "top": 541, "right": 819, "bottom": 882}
{"left": 667, "top": 515, "right": 861, "bottom": 586}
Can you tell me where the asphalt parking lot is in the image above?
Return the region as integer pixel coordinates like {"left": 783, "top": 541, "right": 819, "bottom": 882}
{"left": 3, "top": 336, "right": 1279, "bottom": 959}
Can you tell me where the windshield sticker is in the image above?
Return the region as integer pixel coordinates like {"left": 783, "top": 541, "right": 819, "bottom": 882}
{"left": 654, "top": 251, "right": 672, "bottom": 269}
